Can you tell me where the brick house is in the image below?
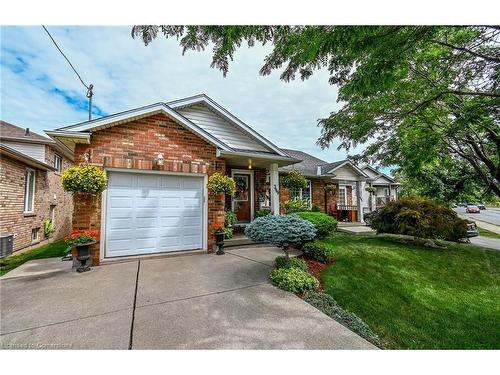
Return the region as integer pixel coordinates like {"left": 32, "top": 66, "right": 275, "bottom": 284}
{"left": 0, "top": 121, "right": 73, "bottom": 252}
{"left": 44, "top": 94, "right": 397, "bottom": 264}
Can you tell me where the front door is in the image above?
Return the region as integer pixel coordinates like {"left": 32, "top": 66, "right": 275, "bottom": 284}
{"left": 232, "top": 172, "right": 252, "bottom": 223}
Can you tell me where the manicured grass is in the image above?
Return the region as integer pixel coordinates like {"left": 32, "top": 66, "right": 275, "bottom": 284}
{"left": 0, "top": 240, "right": 68, "bottom": 277}
{"left": 478, "top": 227, "right": 500, "bottom": 239}
{"left": 317, "top": 232, "right": 500, "bottom": 349}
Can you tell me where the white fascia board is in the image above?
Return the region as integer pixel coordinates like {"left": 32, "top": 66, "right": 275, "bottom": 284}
{"left": 44, "top": 130, "right": 91, "bottom": 142}
{"left": 50, "top": 103, "right": 231, "bottom": 151}
{"left": 219, "top": 149, "right": 298, "bottom": 162}
{"left": 326, "top": 160, "right": 370, "bottom": 178}
{"left": 168, "top": 95, "right": 287, "bottom": 157}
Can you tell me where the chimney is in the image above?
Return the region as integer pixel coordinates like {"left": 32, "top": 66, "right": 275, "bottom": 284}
{"left": 24, "top": 128, "right": 31, "bottom": 137}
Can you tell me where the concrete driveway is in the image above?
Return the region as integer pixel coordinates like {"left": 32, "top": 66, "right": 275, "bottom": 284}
{"left": 0, "top": 246, "right": 376, "bottom": 349}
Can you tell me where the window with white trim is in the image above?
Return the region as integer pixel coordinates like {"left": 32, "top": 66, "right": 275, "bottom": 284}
{"left": 54, "top": 154, "right": 62, "bottom": 173}
{"left": 24, "top": 168, "right": 36, "bottom": 213}
{"left": 339, "top": 186, "right": 347, "bottom": 206}
{"left": 290, "top": 180, "right": 312, "bottom": 208}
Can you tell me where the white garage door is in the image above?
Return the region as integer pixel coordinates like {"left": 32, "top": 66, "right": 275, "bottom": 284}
{"left": 105, "top": 171, "right": 204, "bottom": 258}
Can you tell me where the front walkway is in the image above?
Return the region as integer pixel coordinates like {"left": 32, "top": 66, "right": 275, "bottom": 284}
{"left": 0, "top": 246, "right": 376, "bottom": 350}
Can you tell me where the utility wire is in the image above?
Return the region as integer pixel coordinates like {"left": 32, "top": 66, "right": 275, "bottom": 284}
{"left": 42, "top": 25, "right": 94, "bottom": 121}
{"left": 42, "top": 25, "right": 89, "bottom": 90}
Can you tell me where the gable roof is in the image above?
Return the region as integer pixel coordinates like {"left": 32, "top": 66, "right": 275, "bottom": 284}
{"left": 280, "top": 149, "right": 328, "bottom": 176}
{"left": 280, "top": 149, "right": 368, "bottom": 179}
{"left": 167, "top": 94, "right": 287, "bottom": 156}
{"left": 361, "top": 165, "right": 397, "bottom": 184}
{"left": 46, "top": 94, "right": 291, "bottom": 160}
{"left": 0, "top": 143, "right": 56, "bottom": 171}
{"left": 1, "top": 121, "right": 54, "bottom": 144}
{"left": 49, "top": 102, "right": 230, "bottom": 150}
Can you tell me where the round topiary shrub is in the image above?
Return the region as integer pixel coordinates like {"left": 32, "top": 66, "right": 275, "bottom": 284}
{"left": 269, "top": 267, "right": 319, "bottom": 293}
{"left": 369, "top": 195, "right": 468, "bottom": 242}
{"left": 275, "top": 256, "right": 308, "bottom": 272}
{"left": 294, "top": 212, "right": 338, "bottom": 238}
{"left": 245, "top": 215, "right": 317, "bottom": 259}
{"left": 61, "top": 166, "right": 107, "bottom": 195}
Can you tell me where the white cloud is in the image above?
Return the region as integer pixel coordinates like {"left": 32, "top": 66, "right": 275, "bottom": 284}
{"left": 1, "top": 25, "right": 363, "bottom": 162}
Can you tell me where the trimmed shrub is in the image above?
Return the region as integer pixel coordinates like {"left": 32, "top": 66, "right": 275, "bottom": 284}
{"left": 294, "top": 212, "right": 338, "bottom": 238}
{"left": 245, "top": 215, "right": 317, "bottom": 249}
{"left": 61, "top": 166, "right": 107, "bottom": 195}
{"left": 302, "top": 241, "right": 334, "bottom": 263}
{"left": 303, "top": 291, "right": 381, "bottom": 347}
{"left": 269, "top": 268, "right": 319, "bottom": 293}
{"left": 283, "top": 198, "right": 311, "bottom": 213}
{"left": 255, "top": 208, "right": 271, "bottom": 218}
{"left": 311, "top": 205, "right": 321, "bottom": 212}
{"left": 370, "top": 196, "right": 468, "bottom": 242}
{"left": 275, "top": 256, "right": 307, "bottom": 272}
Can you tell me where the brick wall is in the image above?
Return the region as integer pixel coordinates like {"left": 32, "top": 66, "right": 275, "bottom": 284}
{"left": 72, "top": 113, "right": 225, "bottom": 263}
{"left": 0, "top": 148, "right": 73, "bottom": 252}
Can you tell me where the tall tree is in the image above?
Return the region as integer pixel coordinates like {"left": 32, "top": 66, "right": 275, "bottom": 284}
{"left": 132, "top": 26, "right": 500, "bottom": 196}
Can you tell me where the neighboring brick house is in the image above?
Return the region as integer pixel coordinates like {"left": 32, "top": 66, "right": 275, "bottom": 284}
{"left": 0, "top": 121, "right": 73, "bottom": 252}
{"left": 44, "top": 94, "right": 397, "bottom": 264}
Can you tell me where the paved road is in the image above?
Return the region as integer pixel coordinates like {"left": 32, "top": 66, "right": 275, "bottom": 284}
{"left": 469, "top": 236, "right": 500, "bottom": 251}
{"left": 0, "top": 246, "right": 375, "bottom": 350}
{"left": 455, "top": 207, "right": 500, "bottom": 226}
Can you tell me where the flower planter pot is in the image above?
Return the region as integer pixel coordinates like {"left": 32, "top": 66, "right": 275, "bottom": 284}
{"left": 215, "top": 232, "right": 225, "bottom": 255}
{"left": 74, "top": 241, "right": 96, "bottom": 273}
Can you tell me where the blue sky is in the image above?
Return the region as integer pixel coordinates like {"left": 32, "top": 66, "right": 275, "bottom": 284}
{"left": 1, "top": 26, "right": 363, "bottom": 163}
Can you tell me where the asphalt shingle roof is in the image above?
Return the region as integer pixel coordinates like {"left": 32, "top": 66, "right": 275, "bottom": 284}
{"left": 0, "top": 121, "right": 52, "bottom": 143}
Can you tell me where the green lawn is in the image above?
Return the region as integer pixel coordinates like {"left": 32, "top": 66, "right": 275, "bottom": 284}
{"left": 0, "top": 240, "right": 68, "bottom": 277}
{"left": 317, "top": 232, "right": 500, "bottom": 349}
{"left": 478, "top": 227, "right": 500, "bottom": 239}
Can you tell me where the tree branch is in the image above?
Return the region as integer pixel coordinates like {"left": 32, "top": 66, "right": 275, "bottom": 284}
{"left": 432, "top": 39, "right": 500, "bottom": 63}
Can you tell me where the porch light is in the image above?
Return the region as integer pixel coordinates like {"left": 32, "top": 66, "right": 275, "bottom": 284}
{"left": 155, "top": 153, "right": 165, "bottom": 166}
{"left": 248, "top": 159, "right": 252, "bottom": 169}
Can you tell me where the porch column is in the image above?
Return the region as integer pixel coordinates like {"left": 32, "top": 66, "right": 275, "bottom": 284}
{"left": 270, "top": 163, "right": 280, "bottom": 215}
{"left": 356, "top": 180, "right": 364, "bottom": 223}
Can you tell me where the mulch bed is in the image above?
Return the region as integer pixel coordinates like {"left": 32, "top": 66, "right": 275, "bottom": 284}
{"left": 297, "top": 256, "right": 332, "bottom": 295}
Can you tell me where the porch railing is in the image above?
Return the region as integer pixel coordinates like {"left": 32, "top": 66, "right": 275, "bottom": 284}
{"left": 336, "top": 205, "right": 358, "bottom": 211}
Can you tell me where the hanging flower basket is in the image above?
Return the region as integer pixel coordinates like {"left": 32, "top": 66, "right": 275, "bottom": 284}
{"left": 207, "top": 172, "right": 236, "bottom": 196}
{"left": 365, "top": 186, "right": 377, "bottom": 194}
{"left": 324, "top": 183, "right": 337, "bottom": 194}
{"left": 62, "top": 166, "right": 107, "bottom": 195}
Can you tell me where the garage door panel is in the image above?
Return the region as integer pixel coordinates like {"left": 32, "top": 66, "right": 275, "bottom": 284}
{"left": 160, "top": 197, "right": 182, "bottom": 208}
{"left": 135, "top": 217, "right": 157, "bottom": 229}
{"left": 136, "top": 175, "right": 159, "bottom": 188}
{"left": 183, "top": 234, "right": 202, "bottom": 247}
{"left": 159, "top": 217, "right": 182, "bottom": 228}
{"left": 107, "top": 239, "right": 134, "bottom": 252}
{"left": 108, "top": 218, "right": 133, "bottom": 229}
{"left": 106, "top": 172, "right": 204, "bottom": 258}
{"left": 109, "top": 196, "right": 134, "bottom": 209}
{"left": 162, "top": 176, "right": 182, "bottom": 189}
{"left": 109, "top": 173, "right": 135, "bottom": 187}
{"left": 183, "top": 178, "right": 202, "bottom": 189}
